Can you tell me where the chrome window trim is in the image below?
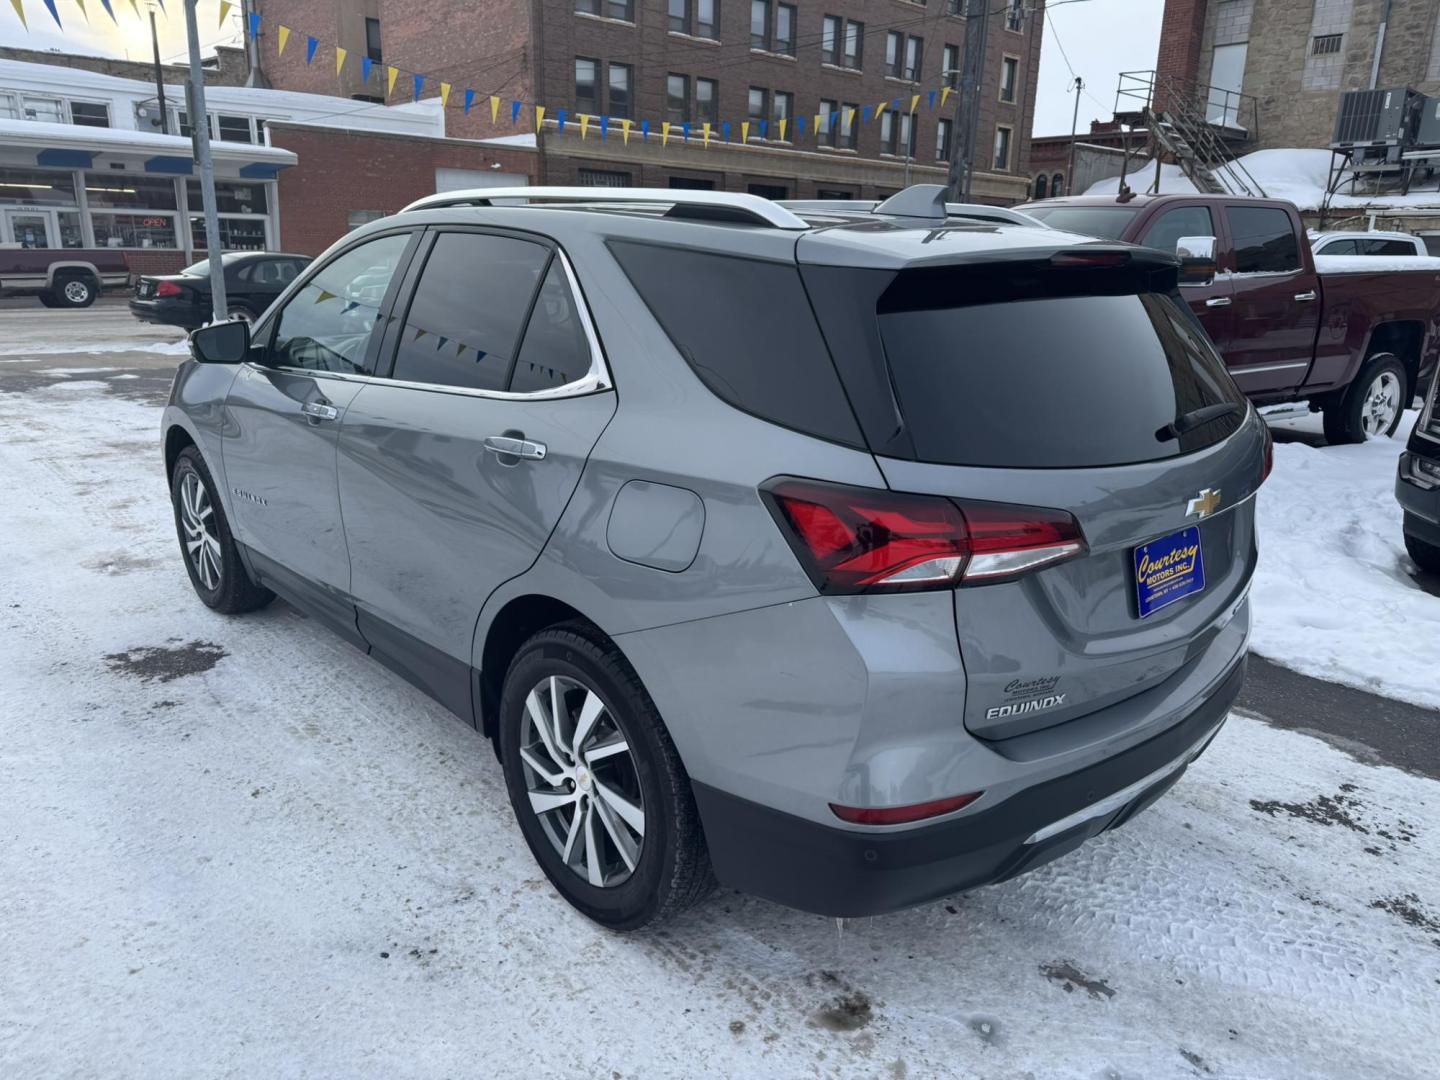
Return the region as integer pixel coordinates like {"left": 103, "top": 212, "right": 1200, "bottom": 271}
{"left": 259, "top": 246, "right": 613, "bottom": 402}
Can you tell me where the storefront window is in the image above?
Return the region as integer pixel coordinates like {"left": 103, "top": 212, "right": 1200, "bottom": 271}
{"left": 189, "top": 215, "right": 268, "bottom": 252}
{"left": 92, "top": 213, "right": 178, "bottom": 249}
{"left": 57, "top": 211, "right": 83, "bottom": 248}
{"left": 186, "top": 180, "right": 268, "bottom": 215}
{"left": 84, "top": 174, "right": 179, "bottom": 210}
{"left": 0, "top": 167, "right": 77, "bottom": 206}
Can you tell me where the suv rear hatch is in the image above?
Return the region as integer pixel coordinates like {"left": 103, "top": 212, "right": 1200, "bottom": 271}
{"left": 799, "top": 241, "right": 1266, "bottom": 741}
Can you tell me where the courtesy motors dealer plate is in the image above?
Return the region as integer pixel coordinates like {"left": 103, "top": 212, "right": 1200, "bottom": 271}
{"left": 1134, "top": 525, "right": 1205, "bottom": 618}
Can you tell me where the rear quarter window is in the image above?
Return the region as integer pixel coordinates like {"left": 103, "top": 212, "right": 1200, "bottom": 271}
{"left": 608, "top": 241, "right": 863, "bottom": 447}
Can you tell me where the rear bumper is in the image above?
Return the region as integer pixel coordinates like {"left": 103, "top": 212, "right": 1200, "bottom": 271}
{"left": 130, "top": 298, "right": 204, "bottom": 328}
{"left": 693, "top": 655, "right": 1245, "bottom": 918}
{"left": 1397, "top": 449, "right": 1440, "bottom": 534}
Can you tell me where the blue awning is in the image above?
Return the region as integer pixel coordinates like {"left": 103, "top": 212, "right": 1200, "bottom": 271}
{"left": 36, "top": 149, "right": 95, "bottom": 168}
{"left": 238, "top": 162, "right": 284, "bottom": 180}
{"left": 145, "top": 156, "right": 195, "bottom": 175}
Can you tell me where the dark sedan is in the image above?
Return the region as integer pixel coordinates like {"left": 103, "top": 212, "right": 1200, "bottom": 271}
{"left": 131, "top": 252, "right": 310, "bottom": 330}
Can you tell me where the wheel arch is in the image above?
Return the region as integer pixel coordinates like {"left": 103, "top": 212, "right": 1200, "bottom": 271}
{"left": 1364, "top": 321, "right": 1425, "bottom": 399}
{"left": 45, "top": 260, "right": 101, "bottom": 287}
{"left": 164, "top": 421, "right": 198, "bottom": 480}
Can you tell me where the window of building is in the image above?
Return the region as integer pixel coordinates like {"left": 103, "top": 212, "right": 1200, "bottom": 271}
{"left": 844, "top": 19, "right": 864, "bottom": 67}
{"left": 817, "top": 188, "right": 854, "bottom": 199}
{"left": 942, "top": 44, "right": 959, "bottom": 87}
{"left": 185, "top": 180, "right": 267, "bottom": 215}
{"left": 18, "top": 94, "right": 64, "bottom": 123}
{"left": 819, "top": 100, "right": 858, "bottom": 150}
{"left": 0, "top": 167, "right": 78, "bottom": 206}
{"left": 69, "top": 101, "right": 110, "bottom": 128}
{"left": 1000, "top": 56, "right": 1019, "bottom": 102}
{"left": 578, "top": 168, "right": 633, "bottom": 186}
{"left": 669, "top": 0, "right": 715, "bottom": 36}
{"left": 1051, "top": 173, "right": 1064, "bottom": 197}
{"left": 1226, "top": 205, "right": 1299, "bottom": 273}
{"left": 1005, "top": 0, "right": 1024, "bottom": 31}
{"left": 365, "top": 17, "right": 382, "bottom": 63}
{"left": 576, "top": 0, "right": 633, "bottom": 18}
{"left": 993, "top": 125, "right": 1012, "bottom": 170}
{"left": 945, "top": 0, "right": 961, "bottom": 14}
{"left": 189, "top": 216, "right": 268, "bottom": 252}
{"left": 609, "top": 63, "right": 632, "bottom": 118}
{"left": 886, "top": 32, "right": 903, "bottom": 77}
{"left": 666, "top": 74, "right": 690, "bottom": 123}
{"left": 697, "top": 78, "right": 718, "bottom": 123}
{"left": 881, "top": 112, "right": 913, "bottom": 156}
{"left": 773, "top": 90, "right": 793, "bottom": 137}
{"left": 1034, "top": 174, "right": 1047, "bottom": 199}
{"left": 216, "top": 114, "right": 254, "bottom": 143}
{"left": 748, "top": 182, "right": 789, "bottom": 198}
{"left": 669, "top": 176, "right": 716, "bottom": 189}
{"left": 937, "top": 117, "right": 953, "bottom": 161}
{"left": 751, "top": 0, "right": 796, "bottom": 54}
{"left": 822, "top": 15, "right": 864, "bottom": 68}
{"left": 904, "top": 37, "right": 923, "bottom": 81}
{"left": 1312, "top": 33, "right": 1342, "bottom": 55}
{"left": 86, "top": 175, "right": 179, "bottom": 210}
{"left": 272, "top": 233, "right": 410, "bottom": 375}
{"left": 91, "top": 214, "right": 177, "bottom": 250}
{"left": 392, "top": 232, "right": 551, "bottom": 392}
{"left": 748, "top": 86, "right": 768, "bottom": 131}
{"left": 575, "top": 58, "right": 598, "bottom": 115}
{"left": 822, "top": 16, "right": 841, "bottom": 64}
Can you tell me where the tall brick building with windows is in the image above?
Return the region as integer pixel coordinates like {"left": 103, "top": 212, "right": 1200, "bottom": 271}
{"left": 1157, "top": 0, "right": 1440, "bottom": 150}
{"left": 254, "top": 0, "right": 1043, "bottom": 203}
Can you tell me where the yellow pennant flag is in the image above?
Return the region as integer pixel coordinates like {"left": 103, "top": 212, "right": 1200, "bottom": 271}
{"left": 312, "top": 290, "right": 336, "bottom": 305}
{"left": 335, "top": 46, "right": 348, "bottom": 76}
{"left": 813, "top": 113, "right": 822, "bottom": 134}
{"left": 621, "top": 118, "right": 632, "bottom": 145}
{"left": 740, "top": 121, "right": 750, "bottom": 143}
{"left": 661, "top": 121, "right": 672, "bottom": 148}
{"left": 9, "top": 0, "right": 26, "bottom": 28}
{"left": 440, "top": 82, "right": 451, "bottom": 108}
{"left": 386, "top": 65, "right": 399, "bottom": 98}
{"left": 129, "top": 0, "right": 140, "bottom": 17}
{"left": 534, "top": 105, "right": 545, "bottom": 132}
{"left": 940, "top": 86, "right": 952, "bottom": 108}
{"left": 277, "top": 24, "right": 290, "bottom": 56}
{"left": 875, "top": 100, "right": 887, "bottom": 118}
{"left": 910, "top": 94, "right": 921, "bottom": 113}
{"left": 490, "top": 96, "right": 500, "bottom": 123}
{"left": 845, "top": 106, "right": 857, "bottom": 127}
{"left": 777, "top": 117, "right": 787, "bottom": 142}
{"left": 75, "top": 0, "right": 88, "bottom": 21}
{"left": 702, "top": 122, "right": 711, "bottom": 148}
{"left": 578, "top": 114, "right": 590, "bottom": 139}
{"left": 216, "top": 0, "right": 231, "bottom": 30}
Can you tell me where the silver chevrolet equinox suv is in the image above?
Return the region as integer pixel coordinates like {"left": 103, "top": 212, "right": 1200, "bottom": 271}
{"left": 162, "top": 185, "right": 1269, "bottom": 930}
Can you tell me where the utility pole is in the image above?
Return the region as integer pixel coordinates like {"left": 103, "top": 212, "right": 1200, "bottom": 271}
{"left": 184, "top": 0, "right": 228, "bottom": 322}
{"left": 149, "top": 3, "right": 168, "bottom": 134}
{"left": 947, "top": 0, "right": 991, "bottom": 200}
{"left": 1066, "top": 76, "right": 1083, "bottom": 198}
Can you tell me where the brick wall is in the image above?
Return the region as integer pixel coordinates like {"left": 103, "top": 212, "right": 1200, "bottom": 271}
{"left": 267, "top": 124, "right": 536, "bottom": 255}
{"left": 123, "top": 251, "right": 192, "bottom": 277}
{"left": 255, "top": 0, "right": 383, "bottom": 100}
{"left": 1157, "top": 0, "right": 1209, "bottom": 89}
{"left": 0, "top": 44, "right": 250, "bottom": 87}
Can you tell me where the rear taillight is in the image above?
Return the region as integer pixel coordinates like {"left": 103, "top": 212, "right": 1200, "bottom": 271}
{"left": 762, "top": 478, "right": 1086, "bottom": 594}
{"left": 155, "top": 280, "right": 184, "bottom": 298}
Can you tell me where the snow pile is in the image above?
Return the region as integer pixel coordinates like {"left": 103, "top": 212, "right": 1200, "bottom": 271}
{"left": 1314, "top": 253, "right": 1440, "bottom": 274}
{"left": 0, "top": 338, "right": 189, "bottom": 358}
{"left": 1253, "top": 409, "right": 1440, "bottom": 707}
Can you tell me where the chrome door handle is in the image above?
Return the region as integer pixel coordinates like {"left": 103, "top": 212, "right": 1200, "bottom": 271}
{"left": 1205, "top": 297, "right": 1232, "bottom": 308}
{"left": 300, "top": 400, "right": 339, "bottom": 422}
{"left": 484, "top": 435, "right": 547, "bottom": 461}
{"left": 1294, "top": 290, "right": 1318, "bottom": 302}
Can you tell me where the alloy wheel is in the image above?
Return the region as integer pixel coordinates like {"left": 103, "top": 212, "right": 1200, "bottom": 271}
{"left": 63, "top": 280, "right": 91, "bottom": 304}
{"left": 179, "top": 472, "right": 223, "bottom": 590}
{"left": 519, "top": 675, "right": 645, "bottom": 888}
{"left": 1362, "top": 370, "right": 1401, "bottom": 436}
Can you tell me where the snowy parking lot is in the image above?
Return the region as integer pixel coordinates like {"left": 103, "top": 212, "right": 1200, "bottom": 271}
{"left": 2, "top": 305, "right": 1438, "bottom": 1079}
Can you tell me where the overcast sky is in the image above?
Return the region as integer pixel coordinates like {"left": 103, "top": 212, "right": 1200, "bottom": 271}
{"left": 8, "top": 0, "right": 1160, "bottom": 139}
{"left": 1034, "top": 0, "right": 1164, "bottom": 137}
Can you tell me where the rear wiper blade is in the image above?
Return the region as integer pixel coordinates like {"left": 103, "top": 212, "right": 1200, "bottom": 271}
{"left": 1155, "top": 402, "right": 1244, "bottom": 442}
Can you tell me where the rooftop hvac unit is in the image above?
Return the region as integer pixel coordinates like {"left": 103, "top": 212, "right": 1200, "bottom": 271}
{"left": 1417, "top": 96, "right": 1440, "bottom": 147}
{"left": 1332, "top": 87, "right": 1425, "bottom": 149}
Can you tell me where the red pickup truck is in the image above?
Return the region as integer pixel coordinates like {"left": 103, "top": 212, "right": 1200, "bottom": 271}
{"left": 1021, "top": 193, "right": 1440, "bottom": 444}
{"left": 0, "top": 247, "right": 130, "bottom": 308}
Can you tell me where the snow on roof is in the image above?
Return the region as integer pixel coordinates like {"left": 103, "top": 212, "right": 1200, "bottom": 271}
{"left": 1313, "top": 253, "right": 1440, "bottom": 274}
{"left": 0, "top": 117, "right": 297, "bottom": 163}
{"left": 476, "top": 133, "right": 538, "bottom": 148}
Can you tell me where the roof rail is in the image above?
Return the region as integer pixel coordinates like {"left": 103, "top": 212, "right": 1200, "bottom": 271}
{"left": 400, "top": 186, "right": 810, "bottom": 230}
{"left": 777, "top": 197, "right": 1047, "bottom": 229}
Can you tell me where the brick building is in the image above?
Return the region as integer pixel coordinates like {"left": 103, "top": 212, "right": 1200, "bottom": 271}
{"left": 1157, "top": 0, "right": 1440, "bottom": 150}
{"left": 1027, "top": 121, "right": 1150, "bottom": 201}
{"left": 253, "top": 0, "right": 1044, "bottom": 203}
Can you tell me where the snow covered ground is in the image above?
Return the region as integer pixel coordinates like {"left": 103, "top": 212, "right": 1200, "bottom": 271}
{"left": 1, "top": 337, "right": 1438, "bottom": 1078}
{"left": 1256, "top": 408, "right": 1440, "bottom": 709}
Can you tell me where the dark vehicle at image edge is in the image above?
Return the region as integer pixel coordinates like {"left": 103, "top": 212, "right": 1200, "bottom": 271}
{"left": 1398, "top": 374, "right": 1440, "bottom": 573}
{"left": 161, "top": 186, "right": 1269, "bottom": 929}
{"left": 1022, "top": 193, "right": 1440, "bottom": 444}
{"left": 131, "top": 251, "right": 310, "bottom": 330}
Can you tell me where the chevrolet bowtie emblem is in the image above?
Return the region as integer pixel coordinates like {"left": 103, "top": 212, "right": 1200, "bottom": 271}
{"left": 1186, "top": 488, "right": 1222, "bottom": 518}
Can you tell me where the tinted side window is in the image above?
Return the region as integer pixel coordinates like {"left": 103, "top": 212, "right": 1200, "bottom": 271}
{"left": 1227, "top": 206, "right": 1299, "bottom": 273}
{"left": 1140, "top": 206, "right": 1215, "bottom": 254}
{"left": 391, "top": 232, "right": 549, "bottom": 392}
{"left": 1320, "top": 238, "right": 1359, "bottom": 256}
{"left": 609, "top": 241, "right": 863, "bottom": 447}
{"left": 271, "top": 232, "right": 410, "bottom": 374}
{"left": 510, "top": 258, "right": 591, "bottom": 393}
{"left": 1369, "top": 239, "right": 1416, "bottom": 255}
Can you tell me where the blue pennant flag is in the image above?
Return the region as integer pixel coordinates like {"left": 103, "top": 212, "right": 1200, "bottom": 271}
{"left": 928, "top": 89, "right": 937, "bottom": 110}
{"left": 436, "top": 336, "right": 448, "bottom": 352}
{"left": 682, "top": 122, "right": 691, "bottom": 142}
{"left": 247, "top": 11, "right": 260, "bottom": 39}
{"left": 892, "top": 97, "right": 901, "bottom": 112}
{"left": 641, "top": 119, "right": 650, "bottom": 142}
{"left": 556, "top": 108, "right": 567, "bottom": 134}
{"left": 511, "top": 100, "right": 522, "bottom": 124}
{"left": 41, "top": 0, "right": 61, "bottom": 27}
{"left": 99, "top": 0, "right": 117, "bottom": 23}
{"left": 796, "top": 115, "right": 805, "bottom": 137}
{"left": 722, "top": 120, "right": 731, "bottom": 142}
{"left": 464, "top": 89, "right": 475, "bottom": 115}
{"left": 413, "top": 74, "right": 425, "bottom": 102}
{"left": 829, "top": 109, "right": 838, "bottom": 130}
{"left": 758, "top": 119, "right": 768, "bottom": 139}
{"left": 306, "top": 37, "right": 318, "bottom": 65}
{"left": 599, "top": 115, "right": 609, "bottom": 141}
{"left": 361, "top": 56, "right": 373, "bottom": 83}
{"left": 861, "top": 105, "right": 872, "bottom": 124}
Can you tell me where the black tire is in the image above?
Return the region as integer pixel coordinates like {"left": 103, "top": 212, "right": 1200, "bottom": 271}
{"left": 498, "top": 622, "right": 714, "bottom": 931}
{"left": 52, "top": 274, "right": 98, "bottom": 308}
{"left": 169, "top": 445, "right": 273, "bottom": 614}
{"left": 36, "top": 291, "right": 60, "bottom": 308}
{"left": 227, "top": 304, "right": 256, "bottom": 324}
{"left": 1323, "top": 353, "right": 1406, "bottom": 444}
{"left": 1405, "top": 528, "right": 1440, "bottom": 575}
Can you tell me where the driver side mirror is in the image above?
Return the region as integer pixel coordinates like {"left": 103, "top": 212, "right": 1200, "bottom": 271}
{"left": 1176, "top": 235, "right": 1218, "bottom": 287}
{"left": 189, "top": 319, "right": 250, "bottom": 364}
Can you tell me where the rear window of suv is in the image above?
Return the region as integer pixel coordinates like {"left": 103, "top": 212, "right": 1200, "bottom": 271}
{"left": 876, "top": 282, "right": 1246, "bottom": 468}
